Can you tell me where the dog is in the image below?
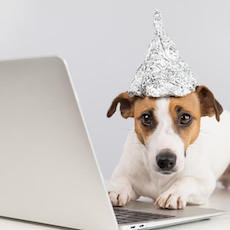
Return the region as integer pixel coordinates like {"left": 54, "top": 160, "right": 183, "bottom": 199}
{"left": 107, "top": 85, "right": 230, "bottom": 210}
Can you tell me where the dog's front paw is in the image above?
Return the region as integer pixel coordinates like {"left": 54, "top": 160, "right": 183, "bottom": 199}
{"left": 109, "top": 190, "right": 131, "bottom": 207}
{"left": 154, "top": 189, "right": 187, "bottom": 210}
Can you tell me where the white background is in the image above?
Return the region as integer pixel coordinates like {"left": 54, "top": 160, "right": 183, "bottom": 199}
{"left": 0, "top": 0, "right": 229, "bottom": 179}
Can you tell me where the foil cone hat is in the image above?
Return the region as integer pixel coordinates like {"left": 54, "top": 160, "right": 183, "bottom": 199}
{"left": 128, "top": 10, "right": 198, "bottom": 98}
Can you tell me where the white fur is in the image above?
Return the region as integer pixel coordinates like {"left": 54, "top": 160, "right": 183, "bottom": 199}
{"left": 109, "top": 99, "right": 230, "bottom": 209}
{"left": 146, "top": 98, "right": 185, "bottom": 173}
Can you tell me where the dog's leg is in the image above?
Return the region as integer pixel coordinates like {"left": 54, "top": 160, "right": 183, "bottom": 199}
{"left": 154, "top": 176, "right": 215, "bottom": 210}
{"left": 219, "top": 164, "right": 230, "bottom": 188}
{"left": 108, "top": 177, "right": 139, "bottom": 207}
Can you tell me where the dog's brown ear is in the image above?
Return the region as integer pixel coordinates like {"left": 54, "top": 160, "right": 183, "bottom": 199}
{"left": 107, "top": 92, "right": 136, "bottom": 118}
{"left": 196, "top": 85, "right": 223, "bottom": 121}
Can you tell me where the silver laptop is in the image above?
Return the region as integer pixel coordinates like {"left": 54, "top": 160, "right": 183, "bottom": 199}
{"left": 0, "top": 56, "right": 224, "bottom": 230}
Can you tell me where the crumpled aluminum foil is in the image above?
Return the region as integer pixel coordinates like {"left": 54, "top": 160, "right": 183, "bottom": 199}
{"left": 128, "top": 10, "right": 198, "bottom": 98}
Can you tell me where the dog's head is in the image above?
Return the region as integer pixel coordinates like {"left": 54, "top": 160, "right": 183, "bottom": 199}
{"left": 107, "top": 86, "right": 223, "bottom": 175}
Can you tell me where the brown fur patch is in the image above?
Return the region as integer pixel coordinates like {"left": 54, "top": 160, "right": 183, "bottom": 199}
{"left": 169, "top": 92, "right": 201, "bottom": 150}
{"left": 133, "top": 97, "right": 158, "bottom": 144}
{"left": 196, "top": 86, "right": 223, "bottom": 121}
{"left": 107, "top": 92, "right": 136, "bottom": 118}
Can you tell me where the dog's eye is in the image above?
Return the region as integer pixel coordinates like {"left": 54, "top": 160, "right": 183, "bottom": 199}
{"left": 141, "top": 112, "right": 153, "bottom": 127}
{"left": 179, "top": 113, "right": 192, "bottom": 126}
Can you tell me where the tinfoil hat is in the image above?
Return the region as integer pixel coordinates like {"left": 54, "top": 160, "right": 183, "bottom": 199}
{"left": 128, "top": 10, "right": 198, "bottom": 98}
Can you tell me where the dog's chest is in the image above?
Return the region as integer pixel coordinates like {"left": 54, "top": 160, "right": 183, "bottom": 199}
{"left": 130, "top": 171, "right": 175, "bottom": 199}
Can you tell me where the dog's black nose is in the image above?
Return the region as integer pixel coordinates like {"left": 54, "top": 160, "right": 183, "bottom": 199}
{"left": 156, "top": 151, "right": 177, "bottom": 171}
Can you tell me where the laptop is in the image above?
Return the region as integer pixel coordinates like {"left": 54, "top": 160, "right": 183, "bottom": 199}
{"left": 0, "top": 56, "right": 224, "bottom": 230}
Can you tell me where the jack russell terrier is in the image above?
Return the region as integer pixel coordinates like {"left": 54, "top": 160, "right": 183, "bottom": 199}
{"left": 107, "top": 86, "right": 230, "bottom": 209}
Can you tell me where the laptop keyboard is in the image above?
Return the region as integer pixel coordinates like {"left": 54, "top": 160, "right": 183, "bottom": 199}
{"left": 114, "top": 207, "right": 174, "bottom": 225}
